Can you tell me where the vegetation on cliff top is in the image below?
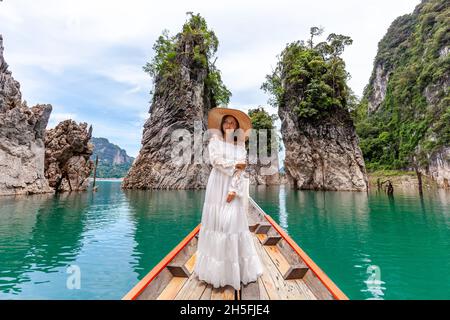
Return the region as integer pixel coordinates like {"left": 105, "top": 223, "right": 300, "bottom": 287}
{"left": 261, "top": 27, "right": 355, "bottom": 120}
{"left": 248, "top": 107, "right": 279, "bottom": 156}
{"left": 354, "top": 0, "right": 449, "bottom": 170}
{"left": 143, "top": 12, "right": 231, "bottom": 106}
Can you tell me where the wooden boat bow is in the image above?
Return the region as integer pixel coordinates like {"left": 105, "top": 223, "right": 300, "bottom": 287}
{"left": 122, "top": 197, "right": 348, "bottom": 300}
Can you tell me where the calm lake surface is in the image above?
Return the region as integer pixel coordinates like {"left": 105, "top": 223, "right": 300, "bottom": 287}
{"left": 0, "top": 181, "right": 449, "bottom": 300}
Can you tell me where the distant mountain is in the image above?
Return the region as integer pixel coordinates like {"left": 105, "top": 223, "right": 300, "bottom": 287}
{"left": 91, "top": 137, "right": 134, "bottom": 178}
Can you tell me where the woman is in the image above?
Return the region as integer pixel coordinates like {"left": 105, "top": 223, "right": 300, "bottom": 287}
{"left": 193, "top": 107, "right": 264, "bottom": 292}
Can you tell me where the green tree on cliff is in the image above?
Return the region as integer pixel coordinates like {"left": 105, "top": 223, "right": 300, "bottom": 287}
{"left": 354, "top": 0, "right": 449, "bottom": 170}
{"left": 261, "top": 27, "right": 353, "bottom": 120}
{"left": 143, "top": 12, "right": 231, "bottom": 106}
{"left": 248, "top": 107, "right": 279, "bottom": 156}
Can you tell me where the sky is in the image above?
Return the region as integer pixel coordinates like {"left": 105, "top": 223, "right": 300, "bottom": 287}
{"left": 0, "top": 0, "right": 421, "bottom": 158}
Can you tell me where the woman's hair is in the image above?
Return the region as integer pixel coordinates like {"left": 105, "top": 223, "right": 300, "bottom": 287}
{"left": 220, "top": 115, "right": 240, "bottom": 139}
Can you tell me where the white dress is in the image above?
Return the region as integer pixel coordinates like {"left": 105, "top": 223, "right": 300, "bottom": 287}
{"left": 192, "top": 134, "right": 264, "bottom": 291}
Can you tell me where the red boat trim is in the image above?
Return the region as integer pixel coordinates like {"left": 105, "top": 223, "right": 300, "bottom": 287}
{"left": 122, "top": 224, "right": 201, "bottom": 300}
{"left": 250, "top": 198, "right": 348, "bottom": 300}
{"left": 123, "top": 197, "right": 349, "bottom": 300}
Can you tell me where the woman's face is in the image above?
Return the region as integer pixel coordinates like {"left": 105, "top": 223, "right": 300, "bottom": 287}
{"left": 222, "top": 116, "right": 238, "bottom": 132}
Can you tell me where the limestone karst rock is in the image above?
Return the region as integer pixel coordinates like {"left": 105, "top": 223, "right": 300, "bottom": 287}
{"left": 122, "top": 14, "right": 228, "bottom": 190}
{"left": 0, "top": 34, "right": 53, "bottom": 196}
{"left": 280, "top": 107, "right": 368, "bottom": 191}
{"left": 44, "top": 120, "right": 94, "bottom": 192}
{"left": 121, "top": 68, "right": 212, "bottom": 189}
{"left": 425, "top": 147, "right": 450, "bottom": 189}
{"left": 357, "top": 0, "right": 449, "bottom": 188}
{"left": 247, "top": 160, "right": 285, "bottom": 186}
{"left": 263, "top": 33, "right": 368, "bottom": 191}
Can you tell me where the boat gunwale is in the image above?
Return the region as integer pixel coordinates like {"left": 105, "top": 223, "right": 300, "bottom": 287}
{"left": 122, "top": 224, "right": 201, "bottom": 300}
{"left": 249, "top": 197, "right": 349, "bottom": 300}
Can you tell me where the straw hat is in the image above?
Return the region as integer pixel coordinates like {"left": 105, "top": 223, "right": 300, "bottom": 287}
{"left": 207, "top": 107, "right": 252, "bottom": 141}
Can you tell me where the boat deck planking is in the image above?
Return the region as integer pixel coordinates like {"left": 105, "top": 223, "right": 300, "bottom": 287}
{"left": 123, "top": 197, "right": 348, "bottom": 300}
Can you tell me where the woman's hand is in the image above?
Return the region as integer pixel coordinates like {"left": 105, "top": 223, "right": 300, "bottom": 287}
{"left": 235, "top": 162, "right": 246, "bottom": 170}
{"left": 226, "top": 191, "right": 236, "bottom": 203}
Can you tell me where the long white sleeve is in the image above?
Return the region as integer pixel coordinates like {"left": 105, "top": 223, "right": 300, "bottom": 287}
{"left": 228, "top": 169, "right": 245, "bottom": 197}
{"left": 228, "top": 144, "right": 249, "bottom": 197}
{"left": 208, "top": 135, "right": 237, "bottom": 177}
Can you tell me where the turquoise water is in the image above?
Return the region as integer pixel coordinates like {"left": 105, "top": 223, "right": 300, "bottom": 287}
{"left": 0, "top": 181, "right": 448, "bottom": 300}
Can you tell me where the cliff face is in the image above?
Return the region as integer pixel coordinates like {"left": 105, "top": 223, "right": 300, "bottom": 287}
{"left": 365, "top": 13, "right": 416, "bottom": 113}
{"left": 424, "top": 146, "right": 450, "bottom": 189}
{"left": 367, "top": 65, "right": 390, "bottom": 113}
{"left": 122, "top": 53, "right": 212, "bottom": 189}
{"left": 44, "top": 120, "right": 94, "bottom": 192}
{"left": 356, "top": 0, "right": 449, "bottom": 188}
{"left": 280, "top": 106, "right": 368, "bottom": 191}
{"left": 0, "top": 35, "right": 53, "bottom": 196}
{"left": 247, "top": 162, "right": 284, "bottom": 186}
{"left": 122, "top": 14, "right": 228, "bottom": 190}
{"left": 247, "top": 152, "right": 284, "bottom": 186}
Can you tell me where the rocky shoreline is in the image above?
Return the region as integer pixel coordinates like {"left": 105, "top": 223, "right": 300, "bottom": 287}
{"left": 367, "top": 170, "right": 445, "bottom": 191}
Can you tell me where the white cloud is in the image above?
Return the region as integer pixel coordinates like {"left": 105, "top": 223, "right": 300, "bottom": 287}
{"left": 218, "top": 43, "right": 281, "bottom": 92}
{"left": 96, "top": 64, "right": 149, "bottom": 86}
{"left": 48, "top": 112, "right": 77, "bottom": 129}
{"left": 125, "top": 86, "right": 145, "bottom": 96}
{"left": 0, "top": 3, "right": 23, "bottom": 24}
{"left": 138, "top": 112, "right": 149, "bottom": 120}
{"left": 1, "top": 0, "right": 420, "bottom": 95}
{"left": 0, "top": 0, "right": 421, "bottom": 156}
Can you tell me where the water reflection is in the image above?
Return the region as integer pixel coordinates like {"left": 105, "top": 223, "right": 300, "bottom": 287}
{"left": 0, "top": 192, "right": 89, "bottom": 295}
{"left": 278, "top": 184, "right": 288, "bottom": 230}
{"left": 0, "top": 182, "right": 448, "bottom": 299}
{"left": 253, "top": 187, "right": 449, "bottom": 300}
{"left": 124, "top": 189, "right": 204, "bottom": 280}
